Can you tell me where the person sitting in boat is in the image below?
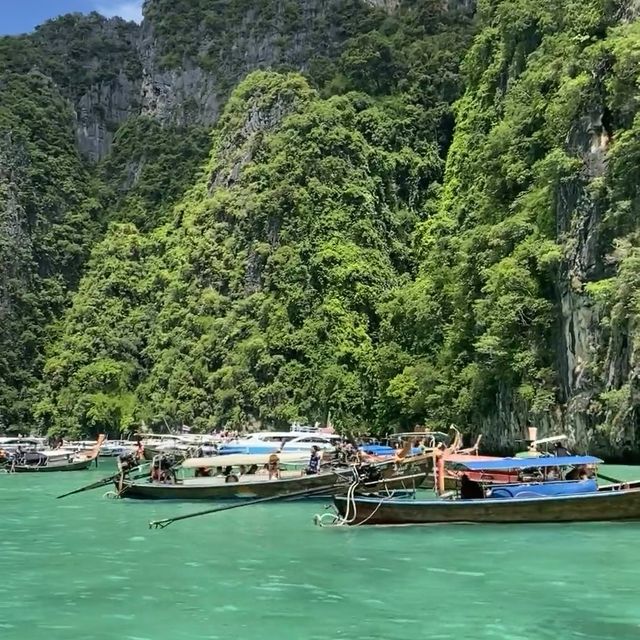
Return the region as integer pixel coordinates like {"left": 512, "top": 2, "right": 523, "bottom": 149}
{"left": 151, "top": 458, "right": 161, "bottom": 482}
{"left": 194, "top": 467, "right": 212, "bottom": 478}
{"left": 460, "top": 474, "right": 484, "bottom": 499}
{"left": 565, "top": 464, "right": 588, "bottom": 481}
{"left": 267, "top": 454, "right": 280, "bottom": 480}
{"left": 118, "top": 452, "right": 138, "bottom": 475}
{"left": 343, "top": 442, "right": 358, "bottom": 463}
{"left": 158, "top": 456, "right": 176, "bottom": 484}
{"left": 546, "top": 467, "right": 560, "bottom": 480}
{"left": 553, "top": 441, "right": 571, "bottom": 457}
{"left": 306, "top": 446, "right": 322, "bottom": 475}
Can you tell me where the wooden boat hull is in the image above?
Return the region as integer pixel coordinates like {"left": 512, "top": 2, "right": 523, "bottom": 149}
{"left": 9, "top": 458, "right": 94, "bottom": 473}
{"left": 333, "top": 485, "right": 640, "bottom": 525}
{"left": 118, "top": 470, "right": 425, "bottom": 500}
{"left": 120, "top": 471, "right": 344, "bottom": 500}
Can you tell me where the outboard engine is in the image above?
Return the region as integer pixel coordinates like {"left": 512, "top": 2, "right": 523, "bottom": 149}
{"left": 358, "top": 464, "right": 382, "bottom": 483}
{"left": 118, "top": 452, "right": 138, "bottom": 474}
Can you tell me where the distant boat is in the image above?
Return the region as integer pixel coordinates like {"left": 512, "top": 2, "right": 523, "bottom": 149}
{"left": 138, "top": 433, "right": 220, "bottom": 460}
{"left": 330, "top": 455, "right": 640, "bottom": 525}
{"left": 98, "top": 440, "right": 137, "bottom": 458}
{"left": 6, "top": 436, "right": 105, "bottom": 473}
{"left": 0, "top": 437, "right": 46, "bottom": 463}
{"left": 217, "top": 431, "right": 342, "bottom": 455}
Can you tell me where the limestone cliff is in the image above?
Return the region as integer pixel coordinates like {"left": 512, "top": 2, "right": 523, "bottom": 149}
{"left": 435, "top": 1, "right": 640, "bottom": 459}
{"left": 3, "top": 0, "right": 476, "bottom": 159}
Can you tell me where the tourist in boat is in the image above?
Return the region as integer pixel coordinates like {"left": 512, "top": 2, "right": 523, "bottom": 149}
{"left": 151, "top": 455, "right": 176, "bottom": 484}
{"left": 460, "top": 474, "right": 484, "bottom": 499}
{"left": 151, "top": 457, "right": 161, "bottom": 482}
{"left": 334, "top": 441, "right": 347, "bottom": 465}
{"left": 306, "top": 446, "right": 322, "bottom": 475}
{"left": 194, "top": 467, "right": 212, "bottom": 478}
{"left": 546, "top": 467, "right": 560, "bottom": 480}
{"left": 565, "top": 464, "right": 588, "bottom": 481}
{"left": 267, "top": 453, "right": 280, "bottom": 480}
{"left": 118, "top": 451, "right": 138, "bottom": 475}
{"left": 14, "top": 446, "right": 25, "bottom": 466}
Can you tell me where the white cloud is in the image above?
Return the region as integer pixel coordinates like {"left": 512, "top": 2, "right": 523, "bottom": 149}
{"left": 96, "top": 1, "right": 144, "bottom": 23}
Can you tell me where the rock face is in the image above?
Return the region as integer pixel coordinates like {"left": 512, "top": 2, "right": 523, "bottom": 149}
{"left": 75, "top": 72, "right": 141, "bottom": 161}
{"left": 29, "top": 0, "right": 478, "bottom": 156}
{"left": 20, "top": 0, "right": 391, "bottom": 157}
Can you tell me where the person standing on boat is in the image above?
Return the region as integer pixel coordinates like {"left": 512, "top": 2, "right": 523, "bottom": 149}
{"left": 553, "top": 441, "right": 571, "bottom": 457}
{"left": 306, "top": 446, "right": 322, "bottom": 475}
{"left": 267, "top": 453, "right": 280, "bottom": 480}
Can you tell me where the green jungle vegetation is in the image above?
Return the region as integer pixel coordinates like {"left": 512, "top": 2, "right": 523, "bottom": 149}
{"left": 1, "top": 0, "right": 640, "bottom": 454}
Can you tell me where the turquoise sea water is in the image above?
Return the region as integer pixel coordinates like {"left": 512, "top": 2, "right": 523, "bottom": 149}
{"left": 2, "top": 463, "right": 640, "bottom": 640}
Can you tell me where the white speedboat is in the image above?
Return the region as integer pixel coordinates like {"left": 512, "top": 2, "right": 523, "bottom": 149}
{"left": 99, "top": 440, "right": 138, "bottom": 457}
{"left": 0, "top": 436, "right": 46, "bottom": 456}
{"left": 218, "top": 431, "right": 342, "bottom": 455}
{"left": 138, "top": 433, "right": 219, "bottom": 460}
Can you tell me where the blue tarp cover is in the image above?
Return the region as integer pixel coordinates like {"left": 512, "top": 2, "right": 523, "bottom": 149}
{"left": 459, "top": 455, "right": 602, "bottom": 471}
{"left": 488, "top": 478, "right": 599, "bottom": 499}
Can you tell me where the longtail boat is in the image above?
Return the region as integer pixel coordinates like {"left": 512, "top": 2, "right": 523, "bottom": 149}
{"left": 115, "top": 450, "right": 427, "bottom": 500}
{"left": 328, "top": 455, "right": 640, "bottom": 526}
{"left": 7, "top": 435, "right": 105, "bottom": 473}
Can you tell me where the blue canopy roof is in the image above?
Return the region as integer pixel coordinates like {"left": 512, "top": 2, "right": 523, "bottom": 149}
{"left": 458, "top": 455, "right": 602, "bottom": 471}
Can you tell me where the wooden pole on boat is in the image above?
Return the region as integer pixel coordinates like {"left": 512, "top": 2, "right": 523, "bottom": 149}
{"left": 149, "top": 484, "right": 348, "bottom": 530}
{"left": 56, "top": 464, "right": 150, "bottom": 499}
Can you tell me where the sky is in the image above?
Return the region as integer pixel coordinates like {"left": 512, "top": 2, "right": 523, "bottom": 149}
{"left": 1, "top": 0, "right": 143, "bottom": 35}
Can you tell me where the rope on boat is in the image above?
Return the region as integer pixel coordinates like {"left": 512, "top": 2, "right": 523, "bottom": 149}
{"left": 313, "top": 476, "right": 399, "bottom": 528}
{"left": 103, "top": 490, "right": 120, "bottom": 499}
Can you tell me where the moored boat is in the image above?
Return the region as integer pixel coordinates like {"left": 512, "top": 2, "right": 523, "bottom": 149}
{"left": 218, "top": 431, "right": 342, "bottom": 455}
{"left": 10, "top": 455, "right": 96, "bottom": 473}
{"left": 99, "top": 440, "right": 138, "bottom": 457}
{"left": 328, "top": 455, "right": 640, "bottom": 525}
{"left": 115, "top": 450, "right": 426, "bottom": 500}
{"left": 6, "top": 435, "right": 105, "bottom": 472}
{"left": 119, "top": 469, "right": 426, "bottom": 500}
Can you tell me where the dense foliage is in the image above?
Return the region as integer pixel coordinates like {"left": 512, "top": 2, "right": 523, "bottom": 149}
{"left": 0, "top": 71, "right": 99, "bottom": 432}
{"left": 376, "top": 0, "right": 640, "bottom": 451}
{"left": 2, "top": 0, "right": 640, "bottom": 453}
{"left": 0, "top": 13, "right": 211, "bottom": 433}
{"left": 37, "top": 71, "right": 444, "bottom": 436}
